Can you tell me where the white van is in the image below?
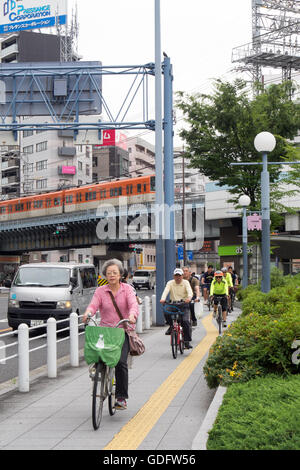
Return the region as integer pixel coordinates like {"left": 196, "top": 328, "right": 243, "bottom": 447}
{"left": 7, "top": 263, "right": 97, "bottom": 330}
{"left": 132, "top": 270, "right": 156, "bottom": 290}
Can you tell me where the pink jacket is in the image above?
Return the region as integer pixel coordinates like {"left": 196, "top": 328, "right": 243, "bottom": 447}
{"left": 87, "top": 283, "right": 139, "bottom": 331}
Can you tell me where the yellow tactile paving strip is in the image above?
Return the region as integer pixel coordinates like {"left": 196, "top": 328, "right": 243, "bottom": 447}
{"left": 103, "top": 313, "right": 218, "bottom": 450}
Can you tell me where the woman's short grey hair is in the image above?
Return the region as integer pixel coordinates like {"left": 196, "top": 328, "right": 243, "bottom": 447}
{"left": 102, "top": 258, "right": 124, "bottom": 277}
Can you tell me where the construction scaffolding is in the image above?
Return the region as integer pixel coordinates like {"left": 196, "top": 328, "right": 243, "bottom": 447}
{"left": 232, "top": 0, "right": 300, "bottom": 84}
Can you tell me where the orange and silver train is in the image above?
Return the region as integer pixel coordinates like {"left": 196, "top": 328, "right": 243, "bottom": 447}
{"left": 0, "top": 175, "right": 156, "bottom": 222}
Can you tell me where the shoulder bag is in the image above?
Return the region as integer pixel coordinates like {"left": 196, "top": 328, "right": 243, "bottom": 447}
{"left": 108, "top": 291, "right": 145, "bottom": 356}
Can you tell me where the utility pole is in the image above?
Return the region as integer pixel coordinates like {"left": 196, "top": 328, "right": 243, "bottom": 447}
{"left": 155, "top": 0, "right": 165, "bottom": 325}
{"left": 182, "top": 150, "right": 186, "bottom": 266}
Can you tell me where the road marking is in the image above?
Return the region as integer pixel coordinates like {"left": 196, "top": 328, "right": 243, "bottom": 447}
{"left": 103, "top": 313, "right": 218, "bottom": 450}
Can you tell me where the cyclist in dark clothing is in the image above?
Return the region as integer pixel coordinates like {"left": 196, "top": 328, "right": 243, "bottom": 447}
{"left": 201, "top": 265, "right": 214, "bottom": 304}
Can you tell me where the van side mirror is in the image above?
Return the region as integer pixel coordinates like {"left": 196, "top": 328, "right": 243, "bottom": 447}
{"left": 4, "top": 280, "right": 11, "bottom": 288}
{"left": 70, "top": 276, "right": 77, "bottom": 287}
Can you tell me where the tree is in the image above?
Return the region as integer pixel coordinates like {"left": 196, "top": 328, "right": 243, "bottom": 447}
{"left": 176, "top": 79, "right": 300, "bottom": 220}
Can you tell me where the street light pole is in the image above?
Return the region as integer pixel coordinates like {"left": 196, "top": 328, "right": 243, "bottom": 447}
{"left": 239, "top": 194, "right": 251, "bottom": 289}
{"left": 254, "top": 131, "right": 276, "bottom": 293}
{"left": 261, "top": 151, "right": 271, "bottom": 293}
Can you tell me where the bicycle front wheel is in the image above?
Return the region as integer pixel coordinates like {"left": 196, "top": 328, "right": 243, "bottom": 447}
{"left": 92, "top": 362, "right": 107, "bottom": 430}
{"left": 179, "top": 327, "right": 184, "bottom": 355}
{"left": 108, "top": 368, "right": 116, "bottom": 416}
{"left": 217, "top": 305, "right": 222, "bottom": 336}
{"left": 171, "top": 329, "right": 178, "bottom": 359}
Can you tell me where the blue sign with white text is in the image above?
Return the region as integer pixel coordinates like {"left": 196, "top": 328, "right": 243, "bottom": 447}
{"left": 177, "top": 246, "right": 184, "bottom": 260}
{"left": 0, "top": 1, "right": 67, "bottom": 34}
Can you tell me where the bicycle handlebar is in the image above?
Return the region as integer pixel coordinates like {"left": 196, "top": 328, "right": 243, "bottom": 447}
{"left": 85, "top": 313, "right": 131, "bottom": 328}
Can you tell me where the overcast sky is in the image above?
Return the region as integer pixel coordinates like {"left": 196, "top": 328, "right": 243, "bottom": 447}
{"left": 69, "top": 0, "right": 253, "bottom": 144}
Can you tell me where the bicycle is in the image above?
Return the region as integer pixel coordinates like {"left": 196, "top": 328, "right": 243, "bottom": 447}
{"left": 84, "top": 314, "right": 130, "bottom": 430}
{"left": 163, "top": 301, "right": 186, "bottom": 359}
{"left": 211, "top": 295, "right": 224, "bottom": 336}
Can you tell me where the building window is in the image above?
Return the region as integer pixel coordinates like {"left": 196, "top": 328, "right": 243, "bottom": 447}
{"left": 36, "top": 141, "right": 47, "bottom": 152}
{"left": 78, "top": 254, "right": 83, "bottom": 263}
{"left": 36, "top": 179, "right": 47, "bottom": 189}
{"left": 23, "top": 145, "right": 34, "bottom": 154}
{"left": 23, "top": 163, "right": 34, "bottom": 173}
{"left": 78, "top": 161, "right": 83, "bottom": 171}
{"left": 36, "top": 160, "right": 47, "bottom": 171}
{"left": 23, "top": 130, "right": 34, "bottom": 137}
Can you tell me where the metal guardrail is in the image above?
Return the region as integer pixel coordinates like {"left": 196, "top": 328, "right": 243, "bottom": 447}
{"left": 0, "top": 295, "right": 156, "bottom": 393}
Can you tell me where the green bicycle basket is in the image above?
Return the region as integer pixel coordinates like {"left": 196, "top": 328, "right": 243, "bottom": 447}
{"left": 84, "top": 325, "right": 125, "bottom": 368}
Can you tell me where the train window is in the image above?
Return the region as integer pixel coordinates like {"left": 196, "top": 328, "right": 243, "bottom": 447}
{"left": 137, "top": 184, "right": 141, "bottom": 193}
{"left": 54, "top": 198, "right": 60, "bottom": 206}
{"left": 66, "top": 195, "right": 73, "bottom": 204}
{"left": 119, "top": 187, "right": 122, "bottom": 195}
{"left": 114, "top": 188, "right": 118, "bottom": 196}
{"left": 33, "top": 200, "right": 43, "bottom": 209}
{"left": 0, "top": 206, "right": 6, "bottom": 214}
{"left": 76, "top": 193, "right": 82, "bottom": 202}
{"left": 45, "top": 199, "right": 51, "bottom": 208}
{"left": 150, "top": 176, "right": 155, "bottom": 191}
{"left": 85, "top": 192, "right": 96, "bottom": 201}
{"left": 15, "top": 203, "right": 24, "bottom": 211}
{"left": 110, "top": 189, "right": 114, "bottom": 197}
{"left": 27, "top": 202, "right": 32, "bottom": 210}
{"left": 8, "top": 205, "right": 13, "bottom": 213}
{"left": 143, "top": 184, "right": 147, "bottom": 192}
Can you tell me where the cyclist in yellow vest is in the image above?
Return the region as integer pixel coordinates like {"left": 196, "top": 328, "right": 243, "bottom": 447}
{"left": 210, "top": 271, "right": 229, "bottom": 327}
{"left": 221, "top": 267, "right": 233, "bottom": 311}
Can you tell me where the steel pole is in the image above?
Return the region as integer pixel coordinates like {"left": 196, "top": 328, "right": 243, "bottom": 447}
{"left": 261, "top": 152, "right": 271, "bottom": 293}
{"left": 155, "top": 0, "right": 165, "bottom": 325}
{"left": 163, "top": 55, "right": 176, "bottom": 280}
{"left": 242, "top": 207, "right": 248, "bottom": 289}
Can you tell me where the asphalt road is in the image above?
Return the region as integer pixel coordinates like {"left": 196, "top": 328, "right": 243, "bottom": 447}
{"left": 0, "top": 289, "right": 154, "bottom": 385}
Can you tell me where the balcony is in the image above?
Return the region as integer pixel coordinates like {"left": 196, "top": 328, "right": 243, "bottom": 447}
{"left": 1, "top": 175, "right": 19, "bottom": 187}
{"left": 2, "top": 159, "right": 19, "bottom": 171}
{"left": 58, "top": 147, "right": 76, "bottom": 157}
{"left": 57, "top": 130, "right": 75, "bottom": 138}
{"left": 0, "top": 42, "right": 18, "bottom": 61}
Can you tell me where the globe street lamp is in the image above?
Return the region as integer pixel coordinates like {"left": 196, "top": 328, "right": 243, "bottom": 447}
{"left": 254, "top": 132, "right": 276, "bottom": 293}
{"left": 238, "top": 194, "right": 251, "bottom": 289}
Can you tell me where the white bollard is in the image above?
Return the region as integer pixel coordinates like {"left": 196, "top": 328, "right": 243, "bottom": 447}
{"left": 136, "top": 303, "right": 143, "bottom": 334}
{"left": 151, "top": 295, "right": 156, "bottom": 325}
{"left": 18, "top": 323, "right": 29, "bottom": 393}
{"left": 70, "top": 312, "right": 79, "bottom": 367}
{"left": 47, "top": 317, "right": 57, "bottom": 378}
{"left": 144, "top": 296, "right": 151, "bottom": 329}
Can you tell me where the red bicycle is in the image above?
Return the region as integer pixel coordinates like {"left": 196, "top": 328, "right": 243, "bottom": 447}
{"left": 163, "top": 301, "right": 186, "bottom": 359}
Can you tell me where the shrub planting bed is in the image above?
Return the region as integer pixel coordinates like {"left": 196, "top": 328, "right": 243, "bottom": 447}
{"left": 203, "top": 269, "right": 300, "bottom": 450}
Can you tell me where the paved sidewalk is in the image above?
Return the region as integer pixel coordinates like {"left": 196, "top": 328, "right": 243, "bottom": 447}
{"left": 0, "top": 306, "right": 241, "bottom": 450}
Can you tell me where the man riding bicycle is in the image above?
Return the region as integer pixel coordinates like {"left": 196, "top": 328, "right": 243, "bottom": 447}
{"left": 201, "top": 265, "right": 214, "bottom": 305}
{"left": 210, "top": 271, "right": 229, "bottom": 328}
{"left": 221, "top": 267, "right": 233, "bottom": 311}
{"left": 160, "top": 268, "right": 193, "bottom": 349}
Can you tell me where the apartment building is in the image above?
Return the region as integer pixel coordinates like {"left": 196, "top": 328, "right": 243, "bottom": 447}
{"left": 19, "top": 117, "right": 92, "bottom": 195}
{"left": 0, "top": 30, "right": 72, "bottom": 63}
{"left": 127, "top": 136, "right": 155, "bottom": 177}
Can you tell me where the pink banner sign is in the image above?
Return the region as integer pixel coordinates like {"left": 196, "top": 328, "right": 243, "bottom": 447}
{"left": 61, "top": 165, "right": 76, "bottom": 175}
{"left": 247, "top": 214, "right": 262, "bottom": 231}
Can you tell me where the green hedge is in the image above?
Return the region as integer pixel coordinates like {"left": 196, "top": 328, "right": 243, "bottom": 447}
{"left": 203, "top": 269, "right": 300, "bottom": 388}
{"left": 207, "top": 374, "right": 300, "bottom": 450}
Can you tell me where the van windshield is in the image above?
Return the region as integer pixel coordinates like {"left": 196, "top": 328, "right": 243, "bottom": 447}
{"left": 13, "top": 267, "right": 70, "bottom": 287}
{"left": 134, "top": 271, "right": 150, "bottom": 277}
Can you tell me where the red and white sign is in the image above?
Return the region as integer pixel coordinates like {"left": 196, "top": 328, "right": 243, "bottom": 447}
{"left": 95, "top": 130, "right": 127, "bottom": 150}
{"left": 61, "top": 166, "right": 76, "bottom": 175}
